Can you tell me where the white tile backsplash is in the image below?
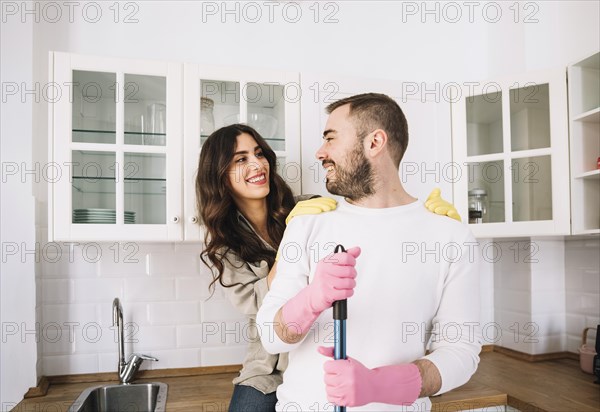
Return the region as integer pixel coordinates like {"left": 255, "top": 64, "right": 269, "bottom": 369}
{"left": 149, "top": 348, "right": 202, "bottom": 369}
{"left": 201, "top": 298, "right": 247, "bottom": 323}
{"left": 97, "top": 248, "right": 148, "bottom": 277}
{"left": 41, "top": 331, "right": 75, "bottom": 355}
{"left": 42, "top": 247, "right": 98, "bottom": 278}
{"left": 583, "top": 269, "right": 600, "bottom": 293}
{"left": 176, "top": 277, "right": 213, "bottom": 300}
{"left": 98, "top": 352, "right": 119, "bottom": 373}
{"left": 148, "top": 301, "right": 201, "bottom": 325}
{"left": 124, "top": 278, "right": 175, "bottom": 301}
{"left": 39, "top": 243, "right": 241, "bottom": 376}
{"left": 37, "top": 235, "right": 600, "bottom": 376}
{"left": 43, "top": 354, "right": 99, "bottom": 376}
{"left": 106, "top": 302, "right": 150, "bottom": 327}
{"left": 74, "top": 326, "right": 118, "bottom": 354}
{"left": 134, "top": 326, "right": 177, "bottom": 351}
{"left": 41, "top": 279, "right": 72, "bottom": 303}
{"left": 177, "top": 325, "right": 213, "bottom": 348}
{"left": 148, "top": 252, "right": 202, "bottom": 277}
{"left": 494, "top": 239, "right": 568, "bottom": 354}
{"left": 42, "top": 304, "right": 97, "bottom": 325}
{"left": 73, "top": 278, "right": 124, "bottom": 303}
{"left": 565, "top": 238, "right": 600, "bottom": 354}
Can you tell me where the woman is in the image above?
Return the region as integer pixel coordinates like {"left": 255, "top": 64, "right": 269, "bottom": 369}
{"left": 197, "top": 124, "right": 303, "bottom": 411}
{"left": 196, "top": 124, "right": 460, "bottom": 411}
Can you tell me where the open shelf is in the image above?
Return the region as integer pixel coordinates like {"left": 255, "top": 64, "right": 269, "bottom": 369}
{"left": 575, "top": 169, "right": 600, "bottom": 180}
{"left": 573, "top": 107, "right": 600, "bottom": 123}
{"left": 569, "top": 52, "right": 600, "bottom": 235}
{"left": 577, "top": 228, "right": 600, "bottom": 235}
{"left": 73, "top": 129, "right": 167, "bottom": 146}
{"left": 72, "top": 176, "right": 166, "bottom": 195}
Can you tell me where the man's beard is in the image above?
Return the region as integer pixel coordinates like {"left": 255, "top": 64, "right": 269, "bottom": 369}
{"left": 326, "top": 141, "right": 375, "bottom": 201}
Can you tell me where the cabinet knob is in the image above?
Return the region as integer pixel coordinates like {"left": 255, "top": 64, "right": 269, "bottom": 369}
{"left": 172, "top": 216, "right": 180, "bottom": 223}
{"left": 190, "top": 216, "right": 198, "bottom": 224}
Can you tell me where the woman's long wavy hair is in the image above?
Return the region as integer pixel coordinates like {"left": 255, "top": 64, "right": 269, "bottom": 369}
{"left": 196, "top": 124, "right": 295, "bottom": 292}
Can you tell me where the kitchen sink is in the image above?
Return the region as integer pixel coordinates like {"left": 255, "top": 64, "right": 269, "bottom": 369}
{"left": 68, "top": 382, "right": 168, "bottom": 412}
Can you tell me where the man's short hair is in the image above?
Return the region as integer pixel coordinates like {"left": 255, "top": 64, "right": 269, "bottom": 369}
{"left": 326, "top": 93, "right": 409, "bottom": 166}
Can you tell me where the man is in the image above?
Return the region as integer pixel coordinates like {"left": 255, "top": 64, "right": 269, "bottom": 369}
{"left": 257, "top": 93, "right": 482, "bottom": 411}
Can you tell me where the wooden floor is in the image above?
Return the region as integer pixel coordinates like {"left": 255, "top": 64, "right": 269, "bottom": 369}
{"left": 11, "top": 352, "right": 600, "bottom": 411}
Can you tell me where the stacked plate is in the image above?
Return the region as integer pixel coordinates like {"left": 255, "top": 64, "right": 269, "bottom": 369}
{"left": 73, "top": 209, "right": 136, "bottom": 224}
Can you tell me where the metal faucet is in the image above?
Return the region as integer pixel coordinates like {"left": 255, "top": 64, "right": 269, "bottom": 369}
{"left": 112, "top": 297, "right": 158, "bottom": 384}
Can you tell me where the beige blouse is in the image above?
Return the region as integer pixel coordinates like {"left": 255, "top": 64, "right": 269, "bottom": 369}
{"left": 217, "top": 196, "right": 316, "bottom": 393}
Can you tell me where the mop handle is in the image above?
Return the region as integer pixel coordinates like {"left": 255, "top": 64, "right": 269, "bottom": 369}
{"left": 333, "top": 244, "right": 347, "bottom": 412}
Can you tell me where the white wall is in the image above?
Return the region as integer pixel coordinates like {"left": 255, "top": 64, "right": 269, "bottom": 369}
{"left": 0, "top": 15, "right": 38, "bottom": 408}
{"left": 1, "top": 0, "right": 599, "bottom": 404}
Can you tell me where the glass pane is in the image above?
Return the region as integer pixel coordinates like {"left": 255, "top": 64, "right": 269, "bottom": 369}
{"left": 200, "top": 80, "right": 240, "bottom": 145}
{"left": 247, "top": 83, "right": 285, "bottom": 151}
{"left": 72, "top": 71, "right": 116, "bottom": 144}
{"left": 510, "top": 84, "right": 550, "bottom": 151}
{"left": 467, "top": 160, "right": 505, "bottom": 223}
{"left": 124, "top": 152, "right": 166, "bottom": 224}
{"left": 512, "top": 156, "right": 552, "bottom": 221}
{"left": 71, "top": 151, "right": 116, "bottom": 223}
{"left": 124, "top": 74, "right": 166, "bottom": 146}
{"left": 466, "top": 92, "right": 503, "bottom": 156}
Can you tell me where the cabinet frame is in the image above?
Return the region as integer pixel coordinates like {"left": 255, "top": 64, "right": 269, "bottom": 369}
{"left": 452, "top": 69, "right": 570, "bottom": 238}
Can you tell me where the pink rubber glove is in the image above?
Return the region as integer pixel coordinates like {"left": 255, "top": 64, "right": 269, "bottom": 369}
{"left": 318, "top": 346, "right": 422, "bottom": 407}
{"left": 281, "top": 247, "right": 361, "bottom": 336}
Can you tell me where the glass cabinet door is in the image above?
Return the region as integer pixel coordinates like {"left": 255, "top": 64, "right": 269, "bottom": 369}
{"left": 452, "top": 69, "right": 570, "bottom": 237}
{"left": 51, "top": 53, "right": 182, "bottom": 241}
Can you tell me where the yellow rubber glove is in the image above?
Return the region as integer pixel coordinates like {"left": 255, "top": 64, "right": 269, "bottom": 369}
{"left": 285, "top": 197, "right": 337, "bottom": 225}
{"left": 425, "top": 188, "right": 461, "bottom": 222}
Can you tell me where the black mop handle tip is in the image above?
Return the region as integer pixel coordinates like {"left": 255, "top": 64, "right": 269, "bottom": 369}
{"left": 333, "top": 244, "right": 348, "bottom": 321}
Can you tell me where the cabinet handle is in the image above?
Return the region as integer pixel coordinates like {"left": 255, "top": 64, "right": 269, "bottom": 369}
{"left": 190, "top": 216, "right": 198, "bottom": 224}
{"left": 172, "top": 216, "right": 180, "bottom": 223}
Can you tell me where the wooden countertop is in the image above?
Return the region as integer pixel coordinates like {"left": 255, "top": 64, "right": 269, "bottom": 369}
{"left": 12, "top": 352, "right": 600, "bottom": 411}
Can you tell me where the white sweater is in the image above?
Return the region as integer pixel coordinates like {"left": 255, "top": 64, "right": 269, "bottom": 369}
{"left": 256, "top": 199, "right": 483, "bottom": 411}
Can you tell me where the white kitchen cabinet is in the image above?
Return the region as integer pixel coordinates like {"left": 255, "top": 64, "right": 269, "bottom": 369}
{"left": 568, "top": 52, "right": 600, "bottom": 235}
{"left": 49, "top": 52, "right": 300, "bottom": 242}
{"left": 50, "top": 52, "right": 183, "bottom": 241}
{"left": 452, "top": 69, "right": 570, "bottom": 238}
